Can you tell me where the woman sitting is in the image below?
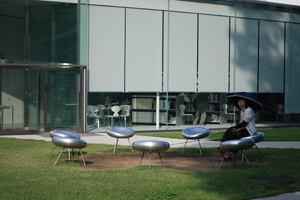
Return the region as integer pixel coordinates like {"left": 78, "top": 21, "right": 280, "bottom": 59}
{"left": 218, "top": 98, "right": 256, "bottom": 161}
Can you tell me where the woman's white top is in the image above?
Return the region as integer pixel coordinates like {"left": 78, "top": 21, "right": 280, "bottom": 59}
{"left": 240, "top": 107, "right": 256, "bottom": 135}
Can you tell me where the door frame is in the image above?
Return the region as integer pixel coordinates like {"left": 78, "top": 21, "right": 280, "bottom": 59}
{"left": 43, "top": 67, "right": 82, "bottom": 132}
{"left": 0, "top": 64, "right": 40, "bottom": 135}
{"left": 0, "top": 64, "right": 86, "bottom": 135}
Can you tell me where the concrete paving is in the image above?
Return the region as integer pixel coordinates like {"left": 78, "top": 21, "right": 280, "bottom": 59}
{"left": 1, "top": 131, "right": 300, "bottom": 149}
{"left": 1, "top": 131, "right": 299, "bottom": 200}
{"left": 251, "top": 192, "right": 300, "bottom": 200}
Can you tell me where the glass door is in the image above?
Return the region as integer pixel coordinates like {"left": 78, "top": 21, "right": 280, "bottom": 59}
{"left": 44, "top": 68, "right": 81, "bottom": 132}
{"left": 0, "top": 67, "right": 40, "bottom": 133}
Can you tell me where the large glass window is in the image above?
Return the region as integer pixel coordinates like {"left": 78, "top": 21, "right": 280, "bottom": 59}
{"left": 0, "top": 1, "right": 77, "bottom": 64}
{"left": 0, "top": 2, "right": 24, "bottom": 62}
{"left": 30, "top": 3, "right": 77, "bottom": 64}
{"left": 0, "top": 68, "right": 39, "bottom": 132}
{"left": 86, "top": 0, "right": 300, "bottom": 132}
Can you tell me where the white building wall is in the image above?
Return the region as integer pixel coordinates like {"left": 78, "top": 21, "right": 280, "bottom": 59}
{"left": 87, "top": 0, "right": 300, "bottom": 113}
{"left": 259, "top": 20, "right": 285, "bottom": 93}
{"left": 198, "top": 15, "right": 229, "bottom": 93}
{"left": 125, "top": 8, "right": 163, "bottom": 92}
{"left": 163, "top": 12, "right": 198, "bottom": 92}
{"left": 89, "top": 6, "right": 125, "bottom": 92}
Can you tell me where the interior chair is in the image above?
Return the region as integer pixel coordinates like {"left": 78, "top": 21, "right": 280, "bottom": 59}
{"left": 87, "top": 105, "right": 103, "bottom": 129}
{"left": 119, "top": 105, "right": 131, "bottom": 127}
{"left": 223, "top": 104, "right": 235, "bottom": 125}
{"left": 178, "top": 104, "right": 193, "bottom": 126}
{"left": 97, "top": 104, "right": 107, "bottom": 128}
{"left": 106, "top": 106, "right": 121, "bottom": 126}
{"left": 276, "top": 104, "right": 290, "bottom": 123}
{"left": 87, "top": 105, "right": 97, "bottom": 125}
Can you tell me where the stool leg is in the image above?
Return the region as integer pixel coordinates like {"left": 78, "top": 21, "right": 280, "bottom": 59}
{"left": 54, "top": 147, "right": 65, "bottom": 166}
{"left": 149, "top": 152, "right": 152, "bottom": 170}
{"left": 50, "top": 146, "right": 57, "bottom": 155}
{"left": 113, "top": 138, "right": 119, "bottom": 154}
{"left": 254, "top": 144, "right": 262, "bottom": 155}
{"left": 242, "top": 152, "right": 251, "bottom": 166}
{"left": 72, "top": 148, "right": 75, "bottom": 162}
{"left": 242, "top": 150, "right": 244, "bottom": 161}
{"left": 197, "top": 139, "right": 202, "bottom": 155}
{"left": 233, "top": 152, "right": 236, "bottom": 164}
{"left": 158, "top": 152, "right": 164, "bottom": 167}
{"left": 219, "top": 155, "right": 225, "bottom": 168}
{"left": 79, "top": 148, "right": 86, "bottom": 167}
{"left": 69, "top": 148, "right": 71, "bottom": 160}
{"left": 139, "top": 152, "right": 145, "bottom": 166}
{"left": 127, "top": 138, "right": 134, "bottom": 153}
{"left": 181, "top": 139, "right": 188, "bottom": 154}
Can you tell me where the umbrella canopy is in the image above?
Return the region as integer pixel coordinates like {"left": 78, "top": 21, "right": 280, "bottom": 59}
{"left": 227, "top": 92, "right": 263, "bottom": 112}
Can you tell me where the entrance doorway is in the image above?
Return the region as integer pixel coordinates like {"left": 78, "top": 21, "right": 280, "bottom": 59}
{"left": 44, "top": 68, "right": 82, "bottom": 132}
{"left": 0, "top": 65, "right": 86, "bottom": 135}
{"left": 0, "top": 67, "right": 40, "bottom": 133}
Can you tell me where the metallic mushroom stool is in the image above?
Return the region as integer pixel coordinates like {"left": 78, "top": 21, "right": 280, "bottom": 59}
{"left": 106, "top": 126, "right": 135, "bottom": 154}
{"left": 49, "top": 130, "right": 81, "bottom": 159}
{"left": 181, "top": 127, "right": 210, "bottom": 155}
{"left": 219, "top": 138, "right": 255, "bottom": 168}
{"left": 132, "top": 140, "right": 170, "bottom": 169}
{"left": 52, "top": 136, "right": 87, "bottom": 167}
{"left": 242, "top": 132, "right": 265, "bottom": 154}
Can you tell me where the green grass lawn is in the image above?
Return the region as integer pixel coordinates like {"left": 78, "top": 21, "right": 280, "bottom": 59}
{"left": 1, "top": 129, "right": 300, "bottom": 200}
{"left": 137, "top": 127, "right": 300, "bottom": 142}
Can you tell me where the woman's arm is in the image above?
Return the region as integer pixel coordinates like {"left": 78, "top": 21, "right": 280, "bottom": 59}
{"left": 233, "top": 120, "right": 247, "bottom": 129}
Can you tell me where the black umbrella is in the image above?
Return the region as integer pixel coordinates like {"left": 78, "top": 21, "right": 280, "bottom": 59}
{"left": 227, "top": 92, "right": 263, "bottom": 112}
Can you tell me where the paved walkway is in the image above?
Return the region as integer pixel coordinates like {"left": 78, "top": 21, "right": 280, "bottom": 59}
{"left": 1, "top": 132, "right": 300, "bottom": 200}
{"left": 1, "top": 132, "right": 300, "bottom": 149}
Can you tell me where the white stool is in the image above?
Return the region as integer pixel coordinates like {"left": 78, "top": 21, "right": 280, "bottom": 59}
{"left": 49, "top": 130, "right": 81, "bottom": 159}
{"left": 132, "top": 140, "right": 170, "bottom": 169}
{"left": 106, "top": 126, "right": 135, "bottom": 154}
{"left": 219, "top": 138, "right": 255, "bottom": 168}
{"left": 181, "top": 127, "right": 210, "bottom": 155}
{"left": 52, "top": 136, "right": 87, "bottom": 167}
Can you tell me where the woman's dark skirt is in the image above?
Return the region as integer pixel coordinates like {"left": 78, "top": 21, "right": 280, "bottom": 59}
{"left": 221, "top": 127, "right": 250, "bottom": 142}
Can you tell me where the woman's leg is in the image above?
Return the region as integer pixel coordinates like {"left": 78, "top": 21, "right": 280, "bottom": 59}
{"left": 221, "top": 127, "right": 239, "bottom": 142}
{"left": 218, "top": 128, "right": 240, "bottom": 160}
{"left": 236, "top": 129, "right": 250, "bottom": 139}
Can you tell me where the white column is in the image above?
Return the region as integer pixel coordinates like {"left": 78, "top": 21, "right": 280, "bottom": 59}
{"left": 156, "top": 92, "right": 160, "bottom": 129}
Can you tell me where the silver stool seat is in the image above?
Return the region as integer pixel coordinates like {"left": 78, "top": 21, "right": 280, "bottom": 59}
{"left": 242, "top": 132, "right": 265, "bottom": 154}
{"left": 219, "top": 138, "right": 255, "bottom": 167}
{"left": 181, "top": 127, "right": 210, "bottom": 155}
{"left": 50, "top": 129, "right": 81, "bottom": 139}
{"left": 132, "top": 140, "right": 170, "bottom": 169}
{"left": 106, "top": 126, "right": 135, "bottom": 154}
{"left": 52, "top": 136, "right": 87, "bottom": 167}
{"left": 49, "top": 130, "right": 81, "bottom": 159}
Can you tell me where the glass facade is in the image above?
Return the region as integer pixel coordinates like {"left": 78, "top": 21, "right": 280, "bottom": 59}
{"left": 0, "top": 68, "right": 38, "bottom": 131}
{"left": 44, "top": 69, "right": 81, "bottom": 131}
{"left": 0, "top": 1, "right": 86, "bottom": 134}
{"left": 1, "top": 0, "right": 300, "bottom": 133}
{"left": 30, "top": 3, "right": 77, "bottom": 63}
{"left": 86, "top": 0, "right": 300, "bottom": 132}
